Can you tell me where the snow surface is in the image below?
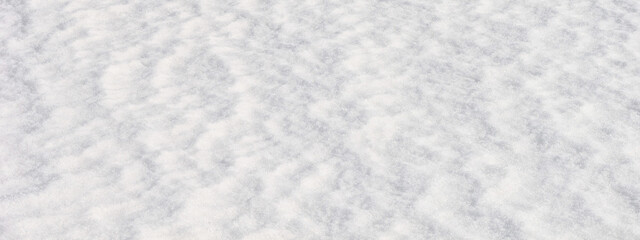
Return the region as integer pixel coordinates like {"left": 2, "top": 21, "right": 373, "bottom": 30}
{"left": 2, "top": 0, "right": 640, "bottom": 239}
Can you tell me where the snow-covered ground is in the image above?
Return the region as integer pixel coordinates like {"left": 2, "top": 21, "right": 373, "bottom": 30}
{"left": 2, "top": 0, "right": 640, "bottom": 239}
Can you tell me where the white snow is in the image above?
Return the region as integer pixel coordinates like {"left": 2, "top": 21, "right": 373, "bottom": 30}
{"left": 2, "top": 0, "right": 640, "bottom": 239}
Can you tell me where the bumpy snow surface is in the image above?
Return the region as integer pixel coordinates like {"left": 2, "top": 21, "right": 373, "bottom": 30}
{"left": 2, "top": 0, "right": 640, "bottom": 239}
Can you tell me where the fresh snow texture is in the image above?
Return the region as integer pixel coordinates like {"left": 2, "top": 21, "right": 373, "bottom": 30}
{"left": 2, "top": 0, "right": 640, "bottom": 239}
